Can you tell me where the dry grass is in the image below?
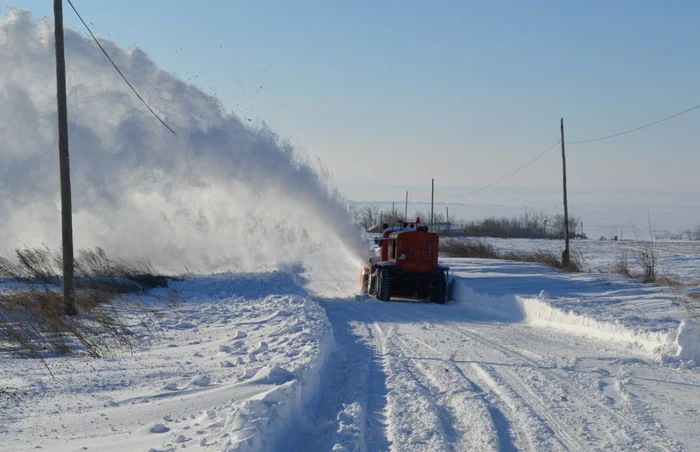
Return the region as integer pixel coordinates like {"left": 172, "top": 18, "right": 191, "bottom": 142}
{"left": 0, "top": 248, "right": 178, "bottom": 369}
{"left": 0, "top": 247, "right": 173, "bottom": 292}
{"left": 657, "top": 276, "right": 683, "bottom": 287}
{"left": 0, "top": 288, "right": 166, "bottom": 361}
{"left": 504, "top": 249, "right": 583, "bottom": 273}
{"left": 439, "top": 239, "right": 500, "bottom": 259}
{"left": 669, "top": 288, "right": 700, "bottom": 322}
{"left": 440, "top": 238, "right": 583, "bottom": 272}
{"left": 611, "top": 252, "right": 632, "bottom": 277}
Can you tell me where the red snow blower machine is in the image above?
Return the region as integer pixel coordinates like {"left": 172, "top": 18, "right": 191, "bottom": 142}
{"left": 360, "top": 218, "right": 448, "bottom": 303}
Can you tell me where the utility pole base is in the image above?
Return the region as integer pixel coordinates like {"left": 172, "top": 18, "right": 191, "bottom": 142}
{"left": 561, "top": 249, "right": 571, "bottom": 268}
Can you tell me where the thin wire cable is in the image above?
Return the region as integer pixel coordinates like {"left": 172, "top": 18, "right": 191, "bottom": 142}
{"left": 569, "top": 103, "right": 700, "bottom": 144}
{"left": 66, "top": 0, "right": 176, "bottom": 135}
{"left": 439, "top": 139, "right": 561, "bottom": 198}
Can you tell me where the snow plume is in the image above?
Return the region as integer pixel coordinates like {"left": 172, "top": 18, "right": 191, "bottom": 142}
{"left": 0, "top": 9, "right": 368, "bottom": 273}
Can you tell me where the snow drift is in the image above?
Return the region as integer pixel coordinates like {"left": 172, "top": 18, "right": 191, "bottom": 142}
{"left": 0, "top": 9, "right": 367, "bottom": 273}
{"left": 675, "top": 319, "right": 700, "bottom": 363}
{"left": 450, "top": 279, "right": 694, "bottom": 361}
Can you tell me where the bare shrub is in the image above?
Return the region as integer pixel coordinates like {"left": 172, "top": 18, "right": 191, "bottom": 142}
{"left": 633, "top": 241, "right": 656, "bottom": 283}
{"left": 629, "top": 215, "right": 657, "bottom": 283}
{"left": 611, "top": 252, "right": 631, "bottom": 277}
{"left": 451, "top": 212, "right": 583, "bottom": 239}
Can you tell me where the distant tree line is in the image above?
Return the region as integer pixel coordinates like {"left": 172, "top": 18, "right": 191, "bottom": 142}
{"left": 349, "top": 204, "right": 583, "bottom": 239}
{"left": 654, "top": 226, "right": 700, "bottom": 241}
{"left": 452, "top": 212, "right": 583, "bottom": 239}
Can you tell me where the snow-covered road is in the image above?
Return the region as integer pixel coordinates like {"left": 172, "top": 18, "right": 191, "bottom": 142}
{"left": 316, "top": 298, "right": 696, "bottom": 451}
{"left": 3, "top": 261, "right": 699, "bottom": 451}
{"left": 303, "top": 260, "right": 700, "bottom": 452}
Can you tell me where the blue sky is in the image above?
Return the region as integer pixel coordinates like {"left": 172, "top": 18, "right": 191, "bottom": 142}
{"left": 6, "top": 1, "right": 700, "bottom": 194}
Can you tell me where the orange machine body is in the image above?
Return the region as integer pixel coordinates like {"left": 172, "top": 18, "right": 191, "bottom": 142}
{"left": 361, "top": 221, "right": 448, "bottom": 303}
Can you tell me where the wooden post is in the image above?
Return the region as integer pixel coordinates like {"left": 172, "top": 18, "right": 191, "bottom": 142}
{"left": 54, "top": 0, "right": 76, "bottom": 315}
{"left": 560, "top": 118, "right": 570, "bottom": 267}
{"left": 446, "top": 206, "right": 449, "bottom": 237}
{"left": 405, "top": 191, "right": 408, "bottom": 222}
{"left": 430, "top": 178, "right": 435, "bottom": 233}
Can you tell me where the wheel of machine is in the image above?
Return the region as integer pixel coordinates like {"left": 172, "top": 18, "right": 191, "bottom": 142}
{"left": 430, "top": 272, "right": 447, "bottom": 304}
{"left": 377, "top": 268, "right": 392, "bottom": 301}
{"left": 368, "top": 273, "right": 377, "bottom": 296}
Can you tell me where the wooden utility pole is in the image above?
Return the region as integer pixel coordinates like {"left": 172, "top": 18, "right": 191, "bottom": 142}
{"left": 446, "top": 206, "right": 449, "bottom": 237}
{"left": 54, "top": 0, "right": 76, "bottom": 315}
{"left": 430, "top": 178, "right": 435, "bottom": 233}
{"left": 560, "top": 118, "right": 570, "bottom": 267}
{"left": 404, "top": 191, "right": 408, "bottom": 222}
{"left": 392, "top": 201, "right": 395, "bottom": 225}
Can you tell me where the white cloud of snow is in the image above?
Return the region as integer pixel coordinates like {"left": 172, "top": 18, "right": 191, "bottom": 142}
{"left": 0, "top": 9, "right": 368, "bottom": 273}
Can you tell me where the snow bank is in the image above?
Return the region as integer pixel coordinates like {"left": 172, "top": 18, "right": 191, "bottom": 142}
{"left": 675, "top": 319, "right": 700, "bottom": 363}
{"left": 157, "top": 292, "right": 334, "bottom": 452}
{"left": 0, "top": 274, "right": 334, "bottom": 452}
{"left": 219, "top": 334, "right": 334, "bottom": 452}
{"left": 451, "top": 279, "right": 679, "bottom": 360}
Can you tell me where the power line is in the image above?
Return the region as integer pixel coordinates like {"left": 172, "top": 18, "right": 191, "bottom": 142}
{"left": 65, "top": 0, "right": 176, "bottom": 135}
{"left": 440, "top": 139, "right": 561, "bottom": 198}
{"left": 399, "top": 100, "right": 700, "bottom": 205}
{"left": 569, "top": 102, "right": 700, "bottom": 144}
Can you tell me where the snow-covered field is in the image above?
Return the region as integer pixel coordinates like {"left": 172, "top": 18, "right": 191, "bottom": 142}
{"left": 464, "top": 236, "right": 700, "bottom": 286}
{"left": 3, "top": 255, "right": 699, "bottom": 451}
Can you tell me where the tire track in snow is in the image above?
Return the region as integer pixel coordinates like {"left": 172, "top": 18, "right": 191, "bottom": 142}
{"left": 365, "top": 322, "right": 393, "bottom": 449}
{"left": 469, "top": 361, "right": 584, "bottom": 452}
{"left": 422, "top": 313, "right": 679, "bottom": 451}
{"left": 319, "top": 296, "right": 682, "bottom": 451}
{"left": 385, "top": 306, "right": 634, "bottom": 449}
{"left": 450, "top": 361, "right": 522, "bottom": 452}
{"left": 370, "top": 321, "right": 460, "bottom": 452}
{"left": 358, "top": 303, "right": 578, "bottom": 451}
{"left": 296, "top": 300, "right": 392, "bottom": 452}
{"left": 393, "top": 332, "right": 520, "bottom": 451}
{"left": 399, "top": 329, "right": 553, "bottom": 452}
{"left": 387, "top": 334, "right": 464, "bottom": 450}
{"left": 613, "top": 378, "right": 679, "bottom": 447}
